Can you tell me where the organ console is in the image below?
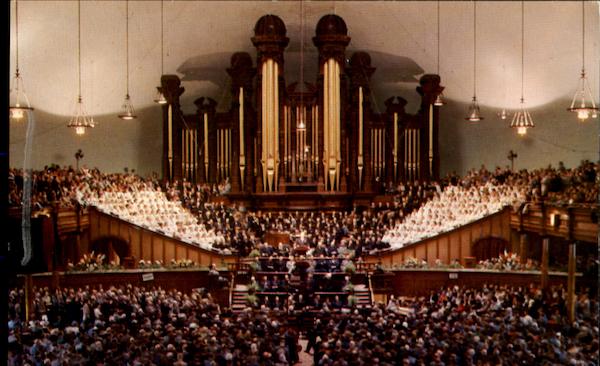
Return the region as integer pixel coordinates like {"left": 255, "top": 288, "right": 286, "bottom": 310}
{"left": 159, "top": 14, "right": 444, "bottom": 207}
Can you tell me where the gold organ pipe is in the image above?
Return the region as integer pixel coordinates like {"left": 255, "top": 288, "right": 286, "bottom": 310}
{"left": 274, "top": 61, "right": 279, "bottom": 191}
{"left": 284, "top": 105, "right": 287, "bottom": 178}
{"left": 334, "top": 60, "right": 340, "bottom": 191}
{"left": 405, "top": 129, "right": 412, "bottom": 180}
{"left": 168, "top": 105, "right": 173, "bottom": 180}
{"left": 323, "top": 61, "right": 329, "bottom": 190}
{"left": 429, "top": 104, "right": 433, "bottom": 176}
{"left": 186, "top": 130, "right": 190, "bottom": 179}
{"left": 193, "top": 130, "right": 197, "bottom": 182}
{"left": 239, "top": 87, "right": 245, "bottom": 189}
{"left": 393, "top": 113, "right": 398, "bottom": 181}
{"left": 371, "top": 130, "right": 375, "bottom": 178}
{"left": 261, "top": 62, "right": 267, "bottom": 191}
{"left": 315, "top": 105, "right": 319, "bottom": 177}
{"left": 203, "top": 112, "right": 209, "bottom": 182}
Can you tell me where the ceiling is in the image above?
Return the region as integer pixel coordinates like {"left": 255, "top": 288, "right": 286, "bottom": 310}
{"left": 9, "top": 1, "right": 600, "bottom": 115}
{"left": 8, "top": 1, "right": 600, "bottom": 176}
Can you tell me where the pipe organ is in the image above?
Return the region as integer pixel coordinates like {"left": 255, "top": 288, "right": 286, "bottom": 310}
{"left": 160, "top": 15, "right": 443, "bottom": 202}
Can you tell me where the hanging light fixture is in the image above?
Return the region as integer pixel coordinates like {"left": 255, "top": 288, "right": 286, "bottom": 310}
{"left": 433, "top": 0, "right": 445, "bottom": 107}
{"left": 118, "top": 0, "right": 137, "bottom": 119}
{"left": 297, "top": 0, "right": 306, "bottom": 132}
{"left": 510, "top": 1, "right": 535, "bottom": 136}
{"left": 67, "top": 0, "right": 94, "bottom": 135}
{"left": 154, "top": 0, "right": 167, "bottom": 104}
{"left": 498, "top": 64, "right": 508, "bottom": 119}
{"left": 465, "top": 1, "right": 483, "bottom": 121}
{"left": 9, "top": 0, "right": 33, "bottom": 120}
{"left": 567, "top": 1, "right": 598, "bottom": 121}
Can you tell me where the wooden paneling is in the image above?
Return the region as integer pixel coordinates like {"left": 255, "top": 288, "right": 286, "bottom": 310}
{"left": 87, "top": 208, "right": 235, "bottom": 267}
{"left": 415, "top": 245, "right": 426, "bottom": 262}
{"left": 17, "top": 270, "right": 231, "bottom": 306}
{"left": 382, "top": 269, "right": 574, "bottom": 297}
{"left": 449, "top": 232, "right": 461, "bottom": 263}
{"left": 438, "top": 236, "right": 448, "bottom": 262}
{"left": 368, "top": 209, "right": 512, "bottom": 266}
{"left": 142, "top": 232, "right": 152, "bottom": 261}
{"left": 460, "top": 230, "right": 471, "bottom": 261}
{"left": 426, "top": 240, "right": 437, "bottom": 263}
{"left": 129, "top": 227, "right": 140, "bottom": 259}
{"left": 511, "top": 204, "right": 597, "bottom": 243}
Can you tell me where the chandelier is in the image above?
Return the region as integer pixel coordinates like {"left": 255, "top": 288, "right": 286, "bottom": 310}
{"left": 433, "top": 0, "right": 445, "bottom": 107}
{"left": 465, "top": 1, "right": 483, "bottom": 121}
{"left": 567, "top": 1, "right": 598, "bottom": 121}
{"left": 9, "top": 0, "right": 33, "bottom": 120}
{"left": 67, "top": 0, "right": 94, "bottom": 135}
{"left": 118, "top": 0, "right": 137, "bottom": 119}
{"left": 154, "top": 0, "right": 167, "bottom": 104}
{"left": 510, "top": 1, "right": 534, "bottom": 136}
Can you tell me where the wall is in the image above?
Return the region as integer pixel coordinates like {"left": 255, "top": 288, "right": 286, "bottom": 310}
{"left": 88, "top": 208, "right": 236, "bottom": 267}
{"left": 368, "top": 208, "right": 511, "bottom": 267}
{"left": 8, "top": 1, "right": 599, "bottom": 176}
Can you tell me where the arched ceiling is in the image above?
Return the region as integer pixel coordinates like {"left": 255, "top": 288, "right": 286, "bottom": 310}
{"left": 10, "top": 0, "right": 600, "bottom": 115}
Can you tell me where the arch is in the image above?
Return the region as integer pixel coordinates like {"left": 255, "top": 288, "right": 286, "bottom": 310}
{"left": 90, "top": 235, "right": 131, "bottom": 265}
{"left": 471, "top": 236, "right": 510, "bottom": 261}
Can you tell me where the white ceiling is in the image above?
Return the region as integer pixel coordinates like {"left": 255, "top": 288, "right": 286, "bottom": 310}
{"left": 9, "top": 0, "right": 600, "bottom": 115}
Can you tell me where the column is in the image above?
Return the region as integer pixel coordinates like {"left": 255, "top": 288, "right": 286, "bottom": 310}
{"left": 251, "top": 15, "right": 289, "bottom": 192}
{"left": 567, "top": 242, "right": 576, "bottom": 323}
{"left": 313, "top": 15, "right": 351, "bottom": 191}
{"left": 540, "top": 237, "right": 549, "bottom": 290}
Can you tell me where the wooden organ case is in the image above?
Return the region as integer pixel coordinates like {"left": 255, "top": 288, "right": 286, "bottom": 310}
{"left": 159, "top": 14, "right": 444, "bottom": 209}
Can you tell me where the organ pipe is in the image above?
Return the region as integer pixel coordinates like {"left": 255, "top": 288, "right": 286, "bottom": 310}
{"left": 167, "top": 105, "right": 173, "bottom": 180}
{"left": 393, "top": 113, "right": 398, "bottom": 181}
{"left": 203, "top": 112, "right": 209, "bottom": 182}
{"left": 239, "top": 87, "right": 245, "bottom": 190}
{"left": 429, "top": 104, "right": 433, "bottom": 177}
{"left": 358, "top": 87, "right": 364, "bottom": 189}
{"left": 261, "top": 58, "right": 280, "bottom": 192}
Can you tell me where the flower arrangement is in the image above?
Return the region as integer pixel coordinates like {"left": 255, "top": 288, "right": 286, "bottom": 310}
{"left": 247, "top": 279, "right": 261, "bottom": 294}
{"left": 476, "top": 251, "right": 538, "bottom": 271}
{"left": 347, "top": 294, "right": 358, "bottom": 308}
{"left": 245, "top": 294, "right": 258, "bottom": 307}
{"left": 401, "top": 257, "right": 429, "bottom": 269}
{"left": 342, "top": 261, "right": 356, "bottom": 274}
{"left": 138, "top": 259, "right": 163, "bottom": 269}
{"left": 166, "top": 258, "right": 199, "bottom": 269}
{"left": 343, "top": 282, "right": 355, "bottom": 293}
{"left": 66, "top": 251, "right": 122, "bottom": 272}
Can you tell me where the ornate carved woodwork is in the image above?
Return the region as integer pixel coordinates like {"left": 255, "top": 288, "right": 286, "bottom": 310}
{"left": 160, "top": 14, "right": 444, "bottom": 206}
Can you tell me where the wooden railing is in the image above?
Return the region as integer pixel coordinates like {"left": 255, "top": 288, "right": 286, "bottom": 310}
{"left": 510, "top": 202, "right": 597, "bottom": 243}
{"left": 367, "top": 208, "right": 512, "bottom": 268}
{"left": 87, "top": 208, "right": 236, "bottom": 267}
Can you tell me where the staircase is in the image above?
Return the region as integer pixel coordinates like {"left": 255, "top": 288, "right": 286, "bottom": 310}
{"left": 231, "top": 284, "right": 249, "bottom": 313}
{"left": 353, "top": 284, "right": 372, "bottom": 308}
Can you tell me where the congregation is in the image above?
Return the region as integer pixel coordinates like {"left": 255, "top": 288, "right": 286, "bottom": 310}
{"left": 7, "top": 283, "right": 598, "bottom": 365}
{"left": 7, "top": 160, "right": 599, "bottom": 257}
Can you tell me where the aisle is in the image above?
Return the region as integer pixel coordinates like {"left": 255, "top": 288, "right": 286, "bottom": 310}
{"left": 297, "top": 339, "right": 312, "bottom": 365}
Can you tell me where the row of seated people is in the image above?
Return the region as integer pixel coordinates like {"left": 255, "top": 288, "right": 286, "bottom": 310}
{"left": 9, "top": 161, "right": 598, "bottom": 213}
{"left": 306, "top": 284, "right": 598, "bottom": 365}
{"left": 253, "top": 293, "right": 354, "bottom": 313}
{"left": 7, "top": 160, "right": 599, "bottom": 257}
{"left": 8, "top": 283, "right": 597, "bottom": 366}
{"left": 252, "top": 273, "right": 354, "bottom": 293}
{"left": 254, "top": 254, "right": 356, "bottom": 274}
{"left": 8, "top": 285, "right": 301, "bottom": 366}
{"left": 382, "top": 182, "right": 525, "bottom": 249}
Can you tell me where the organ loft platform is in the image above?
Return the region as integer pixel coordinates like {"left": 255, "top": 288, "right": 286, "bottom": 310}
{"left": 158, "top": 14, "right": 442, "bottom": 211}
